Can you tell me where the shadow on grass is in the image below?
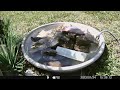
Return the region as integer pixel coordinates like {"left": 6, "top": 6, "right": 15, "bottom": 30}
{"left": 24, "top": 45, "right": 110, "bottom": 76}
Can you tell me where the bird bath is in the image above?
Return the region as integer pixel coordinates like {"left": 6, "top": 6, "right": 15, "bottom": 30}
{"left": 22, "top": 22, "right": 105, "bottom": 72}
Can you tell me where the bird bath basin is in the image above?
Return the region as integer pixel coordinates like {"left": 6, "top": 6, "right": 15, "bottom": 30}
{"left": 22, "top": 22, "right": 105, "bottom": 72}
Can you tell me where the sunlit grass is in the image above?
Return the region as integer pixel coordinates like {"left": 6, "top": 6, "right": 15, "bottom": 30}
{"left": 0, "top": 11, "right": 120, "bottom": 76}
{"left": 0, "top": 19, "right": 24, "bottom": 75}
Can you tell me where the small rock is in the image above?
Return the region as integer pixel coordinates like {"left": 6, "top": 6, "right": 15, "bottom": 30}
{"left": 48, "top": 38, "right": 59, "bottom": 49}
{"left": 37, "top": 30, "right": 53, "bottom": 38}
{"left": 48, "top": 61, "right": 62, "bottom": 67}
{"left": 25, "top": 69, "right": 38, "bottom": 76}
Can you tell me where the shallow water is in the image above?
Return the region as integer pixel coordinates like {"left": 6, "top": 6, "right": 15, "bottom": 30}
{"left": 28, "top": 41, "right": 99, "bottom": 67}
{"left": 28, "top": 26, "right": 99, "bottom": 67}
{"left": 29, "top": 49, "right": 81, "bottom": 67}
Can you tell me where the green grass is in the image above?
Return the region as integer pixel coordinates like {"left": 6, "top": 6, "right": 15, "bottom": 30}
{"left": 0, "top": 11, "right": 120, "bottom": 76}
{"left": 0, "top": 18, "right": 24, "bottom": 75}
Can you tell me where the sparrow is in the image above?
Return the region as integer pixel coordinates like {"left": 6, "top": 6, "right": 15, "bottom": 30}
{"left": 31, "top": 37, "right": 42, "bottom": 42}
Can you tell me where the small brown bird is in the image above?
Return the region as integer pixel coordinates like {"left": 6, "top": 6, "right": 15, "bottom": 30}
{"left": 31, "top": 37, "right": 42, "bottom": 42}
{"left": 43, "top": 49, "right": 57, "bottom": 56}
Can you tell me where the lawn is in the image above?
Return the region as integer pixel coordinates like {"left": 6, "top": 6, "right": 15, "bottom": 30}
{"left": 0, "top": 11, "right": 120, "bottom": 76}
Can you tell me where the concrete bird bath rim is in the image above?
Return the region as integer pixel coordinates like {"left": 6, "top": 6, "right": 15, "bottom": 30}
{"left": 21, "top": 22, "right": 105, "bottom": 72}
